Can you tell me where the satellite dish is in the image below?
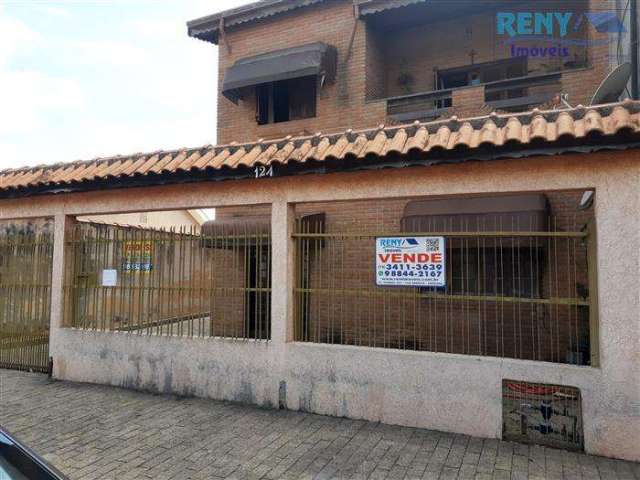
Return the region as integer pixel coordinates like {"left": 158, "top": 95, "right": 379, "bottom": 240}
{"left": 590, "top": 62, "right": 632, "bottom": 105}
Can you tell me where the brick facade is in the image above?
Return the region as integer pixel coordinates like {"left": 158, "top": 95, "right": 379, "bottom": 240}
{"left": 217, "top": 1, "right": 383, "bottom": 144}
{"left": 215, "top": 0, "right": 617, "bottom": 144}
{"left": 451, "top": 86, "right": 489, "bottom": 119}
{"left": 216, "top": 190, "right": 593, "bottom": 365}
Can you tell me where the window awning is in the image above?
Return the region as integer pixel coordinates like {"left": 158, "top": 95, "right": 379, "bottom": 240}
{"left": 201, "top": 217, "right": 271, "bottom": 248}
{"left": 222, "top": 42, "right": 337, "bottom": 103}
{"left": 357, "top": 0, "right": 427, "bottom": 16}
{"left": 401, "top": 194, "right": 550, "bottom": 233}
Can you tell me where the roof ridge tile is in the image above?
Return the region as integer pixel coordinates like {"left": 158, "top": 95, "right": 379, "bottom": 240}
{"left": 1, "top": 101, "right": 639, "bottom": 194}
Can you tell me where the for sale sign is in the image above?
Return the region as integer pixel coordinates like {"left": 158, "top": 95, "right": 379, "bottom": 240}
{"left": 376, "top": 237, "right": 446, "bottom": 287}
{"left": 122, "top": 240, "right": 153, "bottom": 273}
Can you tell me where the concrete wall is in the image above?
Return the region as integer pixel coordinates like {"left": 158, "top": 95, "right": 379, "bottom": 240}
{"left": 1, "top": 150, "right": 639, "bottom": 461}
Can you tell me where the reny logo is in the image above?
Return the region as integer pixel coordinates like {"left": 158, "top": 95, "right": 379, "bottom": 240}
{"left": 584, "top": 12, "right": 626, "bottom": 33}
{"left": 497, "top": 10, "right": 624, "bottom": 59}
{"left": 379, "top": 238, "right": 419, "bottom": 250}
{"left": 497, "top": 12, "right": 573, "bottom": 37}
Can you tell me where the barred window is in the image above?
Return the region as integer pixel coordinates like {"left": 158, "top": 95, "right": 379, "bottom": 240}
{"left": 448, "top": 247, "right": 542, "bottom": 298}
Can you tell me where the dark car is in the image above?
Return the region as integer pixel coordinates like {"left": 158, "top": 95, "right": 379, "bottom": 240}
{"left": 0, "top": 427, "right": 66, "bottom": 480}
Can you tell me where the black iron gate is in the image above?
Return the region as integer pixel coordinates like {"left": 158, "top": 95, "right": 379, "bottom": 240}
{"left": 0, "top": 223, "right": 53, "bottom": 373}
{"left": 63, "top": 221, "right": 271, "bottom": 340}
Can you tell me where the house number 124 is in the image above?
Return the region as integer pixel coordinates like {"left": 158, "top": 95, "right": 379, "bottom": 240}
{"left": 254, "top": 165, "right": 274, "bottom": 178}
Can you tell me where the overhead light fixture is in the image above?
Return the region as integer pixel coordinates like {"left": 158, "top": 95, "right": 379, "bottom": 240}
{"left": 578, "top": 190, "right": 595, "bottom": 210}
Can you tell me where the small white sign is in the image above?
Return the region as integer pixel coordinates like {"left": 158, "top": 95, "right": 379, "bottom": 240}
{"left": 102, "top": 269, "right": 118, "bottom": 287}
{"left": 376, "top": 236, "right": 446, "bottom": 287}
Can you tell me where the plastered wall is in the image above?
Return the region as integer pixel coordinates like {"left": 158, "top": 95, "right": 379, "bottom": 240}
{"left": 1, "top": 150, "right": 638, "bottom": 461}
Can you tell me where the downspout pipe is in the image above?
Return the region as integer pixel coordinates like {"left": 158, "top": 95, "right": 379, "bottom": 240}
{"left": 632, "top": 0, "right": 639, "bottom": 99}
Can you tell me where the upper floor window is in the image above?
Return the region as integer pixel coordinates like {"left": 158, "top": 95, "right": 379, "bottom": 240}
{"left": 256, "top": 76, "right": 317, "bottom": 125}
{"left": 221, "top": 42, "right": 336, "bottom": 125}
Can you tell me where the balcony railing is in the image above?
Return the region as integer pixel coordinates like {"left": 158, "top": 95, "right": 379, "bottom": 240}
{"left": 484, "top": 72, "right": 562, "bottom": 111}
{"left": 386, "top": 89, "right": 452, "bottom": 122}
{"left": 386, "top": 71, "right": 564, "bottom": 122}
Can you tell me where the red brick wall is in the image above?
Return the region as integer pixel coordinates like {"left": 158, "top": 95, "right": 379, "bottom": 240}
{"left": 215, "top": 0, "right": 616, "bottom": 143}
{"left": 378, "top": 3, "right": 591, "bottom": 96}
{"left": 374, "top": 0, "right": 615, "bottom": 108}
{"left": 364, "top": 23, "right": 387, "bottom": 101}
{"left": 217, "top": 1, "right": 386, "bottom": 144}
{"left": 451, "top": 86, "right": 490, "bottom": 118}
{"left": 217, "top": 190, "right": 594, "bottom": 364}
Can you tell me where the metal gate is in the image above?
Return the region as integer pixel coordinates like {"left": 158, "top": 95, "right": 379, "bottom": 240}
{"left": 0, "top": 224, "right": 53, "bottom": 373}
{"left": 63, "top": 221, "right": 271, "bottom": 340}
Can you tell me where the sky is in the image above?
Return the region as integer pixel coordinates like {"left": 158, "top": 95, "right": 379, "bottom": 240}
{"left": 0, "top": 0, "right": 253, "bottom": 171}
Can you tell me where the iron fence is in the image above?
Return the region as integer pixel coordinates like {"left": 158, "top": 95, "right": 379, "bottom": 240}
{"left": 64, "top": 221, "right": 271, "bottom": 340}
{"left": 0, "top": 224, "right": 53, "bottom": 372}
{"left": 293, "top": 215, "right": 596, "bottom": 366}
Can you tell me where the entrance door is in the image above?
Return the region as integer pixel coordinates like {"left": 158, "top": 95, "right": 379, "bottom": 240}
{"left": 245, "top": 245, "right": 270, "bottom": 339}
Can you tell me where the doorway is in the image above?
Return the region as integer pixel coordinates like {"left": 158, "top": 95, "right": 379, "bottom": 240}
{"left": 245, "top": 245, "right": 271, "bottom": 339}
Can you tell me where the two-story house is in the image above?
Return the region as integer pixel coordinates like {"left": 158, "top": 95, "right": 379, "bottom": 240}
{"left": 188, "top": 0, "right": 627, "bottom": 142}
{"left": 0, "top": 0, "right": 639, "bottom": 462}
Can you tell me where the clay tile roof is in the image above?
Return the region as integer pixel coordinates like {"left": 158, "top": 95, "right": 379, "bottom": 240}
{"left": 1, "top": 101, "right": 639, "bottom": 197}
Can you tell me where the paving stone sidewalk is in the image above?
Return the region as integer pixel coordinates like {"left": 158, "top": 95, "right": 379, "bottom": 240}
{"left": 0, "top": 370, "right": 638, "bottom": 480}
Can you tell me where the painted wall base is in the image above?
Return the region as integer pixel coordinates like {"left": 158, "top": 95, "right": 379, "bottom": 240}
{"left": 52, "top": 328, "right": 640, "bottom": 462}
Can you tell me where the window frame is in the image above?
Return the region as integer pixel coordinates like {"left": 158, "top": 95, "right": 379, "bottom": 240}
{"left": 255, "top": 76, "right": 318, "bottom": 125}
{"left": 446, "top": 245, "right": 543, "bottom": 298}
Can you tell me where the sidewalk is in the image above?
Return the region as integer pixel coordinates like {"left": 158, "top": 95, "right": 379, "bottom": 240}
{"left": 1, "top": 370, "right": 638, "bottom": 480}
